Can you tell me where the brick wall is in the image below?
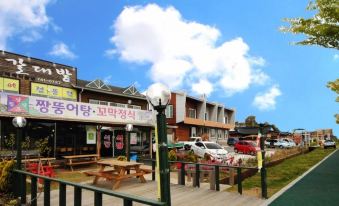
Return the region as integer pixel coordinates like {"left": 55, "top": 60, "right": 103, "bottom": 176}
{"left": 167, "top": 93, "right": 177, "bottom": 124}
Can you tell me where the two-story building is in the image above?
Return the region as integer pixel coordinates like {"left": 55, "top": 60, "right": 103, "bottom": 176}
{"left": 165, "top": 91, "right": 235, "bottom": 143}
{"left": 0, "top": 51, "right": 153, "bottom": 158}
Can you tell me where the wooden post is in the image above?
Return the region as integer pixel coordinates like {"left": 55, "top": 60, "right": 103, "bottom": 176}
{"left": 96, "top": 125, "right": 102, "bottom": 160}
{"left": 229, "top": 168, "right": 235, "bottom": 185}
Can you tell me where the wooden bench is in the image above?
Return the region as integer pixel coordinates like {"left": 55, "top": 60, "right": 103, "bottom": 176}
{"left": 63, "top": 154, "right": 99, "bottom": 171}
{"left": 130, "top": 165, "right": 154, "bottom": 174}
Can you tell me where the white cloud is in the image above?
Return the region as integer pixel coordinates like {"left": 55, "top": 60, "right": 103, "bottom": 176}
{"left": 0, "top": 0, "right": 52, "bottom": 49}
{"left": 334, "top": 54, "right": 339, "bottom": 60}
{"left": 109, "top": 4, "right": 270, "bottom": 96}
{"left": 253, "top": 85, "right": 282, "bottom": 111}
{"left": 49, "top": 42, "right": 77, "bottom": 59}
{"left": 191, "top": 79, "right": 213, "bottom": 96}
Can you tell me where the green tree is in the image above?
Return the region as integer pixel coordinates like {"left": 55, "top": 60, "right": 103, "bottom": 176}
{"left": 281, "top": 0, "right": 339, "bottom": 49}
{"left": 245, "top": 116, "right": 258, "bottom": 127}
{"left": 327, "top": 79, "right": 339, "bottom": 123}
{"left": 282, "top": 0, "right": 339, "bottom": 124}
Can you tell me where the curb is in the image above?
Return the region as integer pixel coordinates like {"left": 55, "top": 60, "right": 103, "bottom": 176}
{"left": 260, "top": 149, "right": 338, "bottom": 206}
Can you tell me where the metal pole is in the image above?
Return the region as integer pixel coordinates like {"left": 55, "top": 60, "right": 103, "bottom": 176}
{"left": 16, "top": 127, "right": 22, "bottom": 198}
{"left": 127, "top": 132, "right": 131, "bottom": 161}
{"left": 156, "top": 105, "right": 171, "bottom": 206}
{"left": 259, "top": 125, "right": 268, "bottom": 199}
{"left": 16, "top": 128, "right": 22, "bottom": 170}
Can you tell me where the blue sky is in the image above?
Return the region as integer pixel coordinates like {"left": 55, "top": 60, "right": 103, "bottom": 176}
{"left": 0, "top": 0, "right": 338, "bottom": 135}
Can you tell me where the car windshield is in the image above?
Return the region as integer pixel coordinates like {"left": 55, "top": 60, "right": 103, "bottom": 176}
{"left": 204, "top": 143, "right": 223, "bottom": 149}
{"left": 248, "top": 141, "right": 257, "bottom": 146}
{"left": 325, "top": 140, "right": 333, "bottom": 142}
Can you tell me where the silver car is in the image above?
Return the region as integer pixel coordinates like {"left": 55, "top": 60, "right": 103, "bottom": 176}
{"left": 324, "top": 140, "right": 336, "bottom": 149}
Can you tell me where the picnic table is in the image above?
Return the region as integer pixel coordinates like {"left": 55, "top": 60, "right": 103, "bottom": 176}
{"left": 62, "top": 154, "right": 99, "bottom": 171}
{"left": 23, "top": 157, "right": 56, "bottom": 179}
{"left": 85, "top": 159, "right": 146, "bottom": 189}
{"left": 23, "top": 157, "right": 56, "bottom": 170}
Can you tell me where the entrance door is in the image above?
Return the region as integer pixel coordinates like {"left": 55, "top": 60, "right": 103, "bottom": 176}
{"left": 101, "top": 130, "right": 113, "bottom": 157}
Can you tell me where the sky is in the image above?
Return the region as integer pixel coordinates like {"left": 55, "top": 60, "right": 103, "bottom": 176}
{"left": 0, "top": 0, "right": 338, "bottom": 135}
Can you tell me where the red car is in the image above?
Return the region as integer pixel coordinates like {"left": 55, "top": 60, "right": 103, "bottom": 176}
{"left": 234, "top": 140, "right": 259, "bottom": 156}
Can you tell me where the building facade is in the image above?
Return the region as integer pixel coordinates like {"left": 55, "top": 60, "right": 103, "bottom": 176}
{"left": 0, "top": 51, "right": 154, "bottom": 158}
{"left": 165, "top": 91, "right": 235, "bottom": 143}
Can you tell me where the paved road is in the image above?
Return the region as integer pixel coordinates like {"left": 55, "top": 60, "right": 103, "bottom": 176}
{"left": 270, "top": 149, "right": 339, "bottom": 206}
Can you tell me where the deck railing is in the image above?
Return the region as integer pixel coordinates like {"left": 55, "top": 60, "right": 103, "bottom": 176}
{"left": 139, "top": 159, "right": 258, "bottom": 195}
{"left": 13, "top": 169, "right": 166, "bottom": 206}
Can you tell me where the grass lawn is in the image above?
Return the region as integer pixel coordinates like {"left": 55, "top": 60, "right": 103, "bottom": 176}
{"left": 227, "top": 148, "right": 336, "bottom": 197}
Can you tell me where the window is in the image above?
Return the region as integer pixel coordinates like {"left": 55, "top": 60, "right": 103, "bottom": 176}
{"left": 99, "top": 101, "right": 108, "bottom": 105}
{"left": 165, "top": 105, "right": 173, "bottom": 118}
{"left": 211, "top": 129, "right": 216, "bottom": 137}
{"left": 224, "top": 116, "right": 228, "bottom": 124}
{"left": 110, "top": 102, "right": 127, "bottom": 108}
{"left": 191, "top": 127, "right": 196, "bottom": 137}
{"left": 205, "top": 112, "right": 208, "bottom": 120}
{"left": 128, "top": 105, "right": 142, "bottom": 110}
{"left": 89, "top": 99, "right": 99, "bottom": 104}
{"left": 188, "top": 108, "right": 196, "bottom": 118}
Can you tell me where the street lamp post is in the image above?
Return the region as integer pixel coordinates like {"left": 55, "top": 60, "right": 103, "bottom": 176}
{"left": 125, "top": 123, "right": 133, "bottom": 162}
{"left": 12, "top": 116, "right": 27, "bottom": 200}
{"left": 258, "top": 123, "right": 269, "bottom": 199}
{"left": 12, "top": 117, "right": 27, "bottom": 170}
{"left": 146, "top": 83, "right": 171, "bottom": 206}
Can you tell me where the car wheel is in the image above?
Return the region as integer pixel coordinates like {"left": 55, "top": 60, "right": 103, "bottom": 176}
{"left": 279, "top": 145, "right": 283, "bottom": 149}
{"left": 234, "top": 148, "right": 238, "bottom": 153}
{"left": 250, "top": 151, "right": 255, "bottom": 156}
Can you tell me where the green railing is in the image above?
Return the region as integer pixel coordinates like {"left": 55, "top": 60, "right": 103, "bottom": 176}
{"left": 14, "top": 169, "right": 166, "bottom": 206}
{"left": 140, "top": 159, "right": 258, "bottom": 195}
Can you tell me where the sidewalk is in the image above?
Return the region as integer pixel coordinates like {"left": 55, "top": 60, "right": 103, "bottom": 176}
{"left": 269, "top": 149, "right": 339, "bottom": 206}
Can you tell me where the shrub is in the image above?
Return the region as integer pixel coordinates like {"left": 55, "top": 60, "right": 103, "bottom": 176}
{"left": 0, "top": 160, "right": 15, "bottom": 193}
{"left": 168, "top": 150, "right": 177, "bottom": 161}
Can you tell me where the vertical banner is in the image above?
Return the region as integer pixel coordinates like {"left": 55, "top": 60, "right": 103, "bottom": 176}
{"left": 257, "top": 151, "right": 263, "bottom": 171}
{"left": 114, "top": 130, "right": 125, "bottom": 156}
{"left": 86, "top": 126, "right": 97, "bottom": 144}
{"left": 257, "top": 132, "right": 262, "bottom": 171}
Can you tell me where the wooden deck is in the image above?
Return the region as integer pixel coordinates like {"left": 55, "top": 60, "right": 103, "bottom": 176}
{"left": 33, "top": 173, "right": 266, "bottom": 206}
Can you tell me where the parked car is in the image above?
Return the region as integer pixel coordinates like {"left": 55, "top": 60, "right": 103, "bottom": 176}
{"left": 227, "top": 137, "right": 239, "bottom": 146}
{"left": 180, "top": 137, "right": 203, "bottom": 150}
{"left": 265, "top": 139, "right": 277, "bottom": 148}
{"left": 234, "top": 140, "right": 259, "bottom": 156}
{"left": 324, "top": 139, "right": 336, "bottom": 149}
{"left": 265, "top": 139, "right": 290, "bottom": 149}
{"left": 281, "top": 138, "right": 296, "bottom": 147}
{"left": 191, "top": 141, "right": 228, "bottom": 162}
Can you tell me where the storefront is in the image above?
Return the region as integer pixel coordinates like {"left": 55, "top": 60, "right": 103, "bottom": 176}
{"left": 0, "top": 51, "right": 154, "bottom": 159}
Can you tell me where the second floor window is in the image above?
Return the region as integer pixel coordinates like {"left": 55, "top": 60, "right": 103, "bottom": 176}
{"left": 165, "top": 105, "right": 173, "bottom": 118}
{"left": 188, "top": 108, "right": 196, "bottom": 118}
{"left": 89, "top": 99, "right": 142, "bottom": 110}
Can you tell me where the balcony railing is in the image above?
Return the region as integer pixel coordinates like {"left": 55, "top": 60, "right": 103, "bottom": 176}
{"left": 13, "top": 169, "right": 166, "bottom": 206}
